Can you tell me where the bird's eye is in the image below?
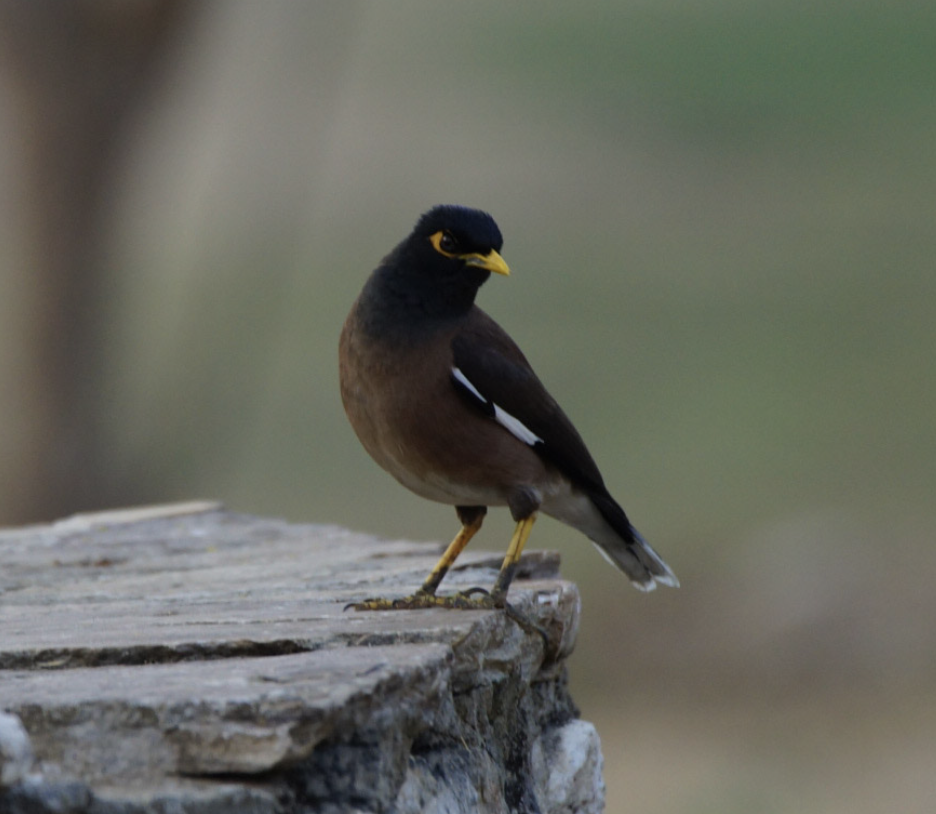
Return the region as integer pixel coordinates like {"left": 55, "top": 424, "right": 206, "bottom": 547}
{"left": 439, "top": 232, "right": 457, "bottom": 253}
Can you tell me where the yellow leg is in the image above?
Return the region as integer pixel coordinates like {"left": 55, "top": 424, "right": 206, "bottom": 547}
{"left": 348, "top": 512, "right": 546, "bottom": 643}
{"left": 418, "top": 512, "right": 485, "bottom": 596}
{"left": 491, "top": 513, "right": 537, "bottom": 603}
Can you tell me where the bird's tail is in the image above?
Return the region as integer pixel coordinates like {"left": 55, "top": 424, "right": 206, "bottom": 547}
{"left": 587, "top": 491, "right": 679, "bottom": 592}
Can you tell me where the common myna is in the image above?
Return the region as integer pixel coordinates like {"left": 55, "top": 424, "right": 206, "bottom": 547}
{"left": 339, "top": 205, "right": 677, "bottom": 612}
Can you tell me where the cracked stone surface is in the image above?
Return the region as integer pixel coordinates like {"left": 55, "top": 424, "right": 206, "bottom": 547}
{"left": 0, "top": 502, "right": 603, "bottom": 813}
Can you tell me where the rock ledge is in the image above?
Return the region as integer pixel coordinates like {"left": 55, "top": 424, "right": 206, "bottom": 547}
{"left": 0, "top": 503, "right": 603, "bottom": 813}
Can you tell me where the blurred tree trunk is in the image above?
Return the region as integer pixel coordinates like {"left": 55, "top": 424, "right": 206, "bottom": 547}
{"left": 0, "top": 0, "right": 193, "bottom": 524}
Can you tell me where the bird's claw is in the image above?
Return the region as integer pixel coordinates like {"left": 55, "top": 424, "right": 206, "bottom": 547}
{"left": 345, "top": 589, "right": 549, "bottom": 647}
{"left": 345, "top": 588, "right": 499, "bottom": 612}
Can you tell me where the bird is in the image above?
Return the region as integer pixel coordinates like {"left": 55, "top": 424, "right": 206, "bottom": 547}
{"left": 339, "top": 204, "right": 677, "bottom": 613}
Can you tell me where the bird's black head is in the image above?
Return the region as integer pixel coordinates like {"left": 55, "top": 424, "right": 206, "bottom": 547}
{"left": 411, "top": 205, "right": 506, "bottom": 270}
{"left": 371, "top": 205, "right": 509, "bottom": 324}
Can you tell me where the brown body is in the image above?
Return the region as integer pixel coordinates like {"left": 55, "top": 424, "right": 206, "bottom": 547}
{"left": 340, "top": 303, "right": 567, "bottom": 518}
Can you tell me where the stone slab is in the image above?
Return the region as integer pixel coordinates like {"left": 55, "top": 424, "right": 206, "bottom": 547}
{"left": 0, "top": 503, "right": 599, "bottom": 813}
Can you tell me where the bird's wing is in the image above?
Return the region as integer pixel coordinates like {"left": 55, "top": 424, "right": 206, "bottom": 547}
{"left": 450, "top": 308, "right": 606, "bottom": 493}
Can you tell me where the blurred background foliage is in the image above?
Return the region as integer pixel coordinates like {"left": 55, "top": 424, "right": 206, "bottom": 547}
{"left": 1, "top": 1, "right": 934, "bottom": 811}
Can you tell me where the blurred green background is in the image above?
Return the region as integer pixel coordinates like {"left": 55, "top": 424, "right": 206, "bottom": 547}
{"left": 2, "top": 2, "right": 935, "bottom": 811}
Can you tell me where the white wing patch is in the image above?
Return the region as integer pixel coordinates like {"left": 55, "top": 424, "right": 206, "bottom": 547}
{"left": 452, "top": 366, "right": 543, "bottom": 447}
{"left": 492, "top": 404, "right": 543, "bottom": 446}
{"left": 451, "top": 366, "right": 485, "bottom": 401}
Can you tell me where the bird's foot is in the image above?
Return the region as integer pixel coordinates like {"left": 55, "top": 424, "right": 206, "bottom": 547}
{"left": 345, "top": 588, "right": 501, "bottom": 612}
{"left": 346, "top": 589, "right": 548, "bottom": 646}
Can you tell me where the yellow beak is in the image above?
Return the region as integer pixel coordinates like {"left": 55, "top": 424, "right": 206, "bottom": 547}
{"left": 463, "top": 249, "right": 510, "bottom": 276}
